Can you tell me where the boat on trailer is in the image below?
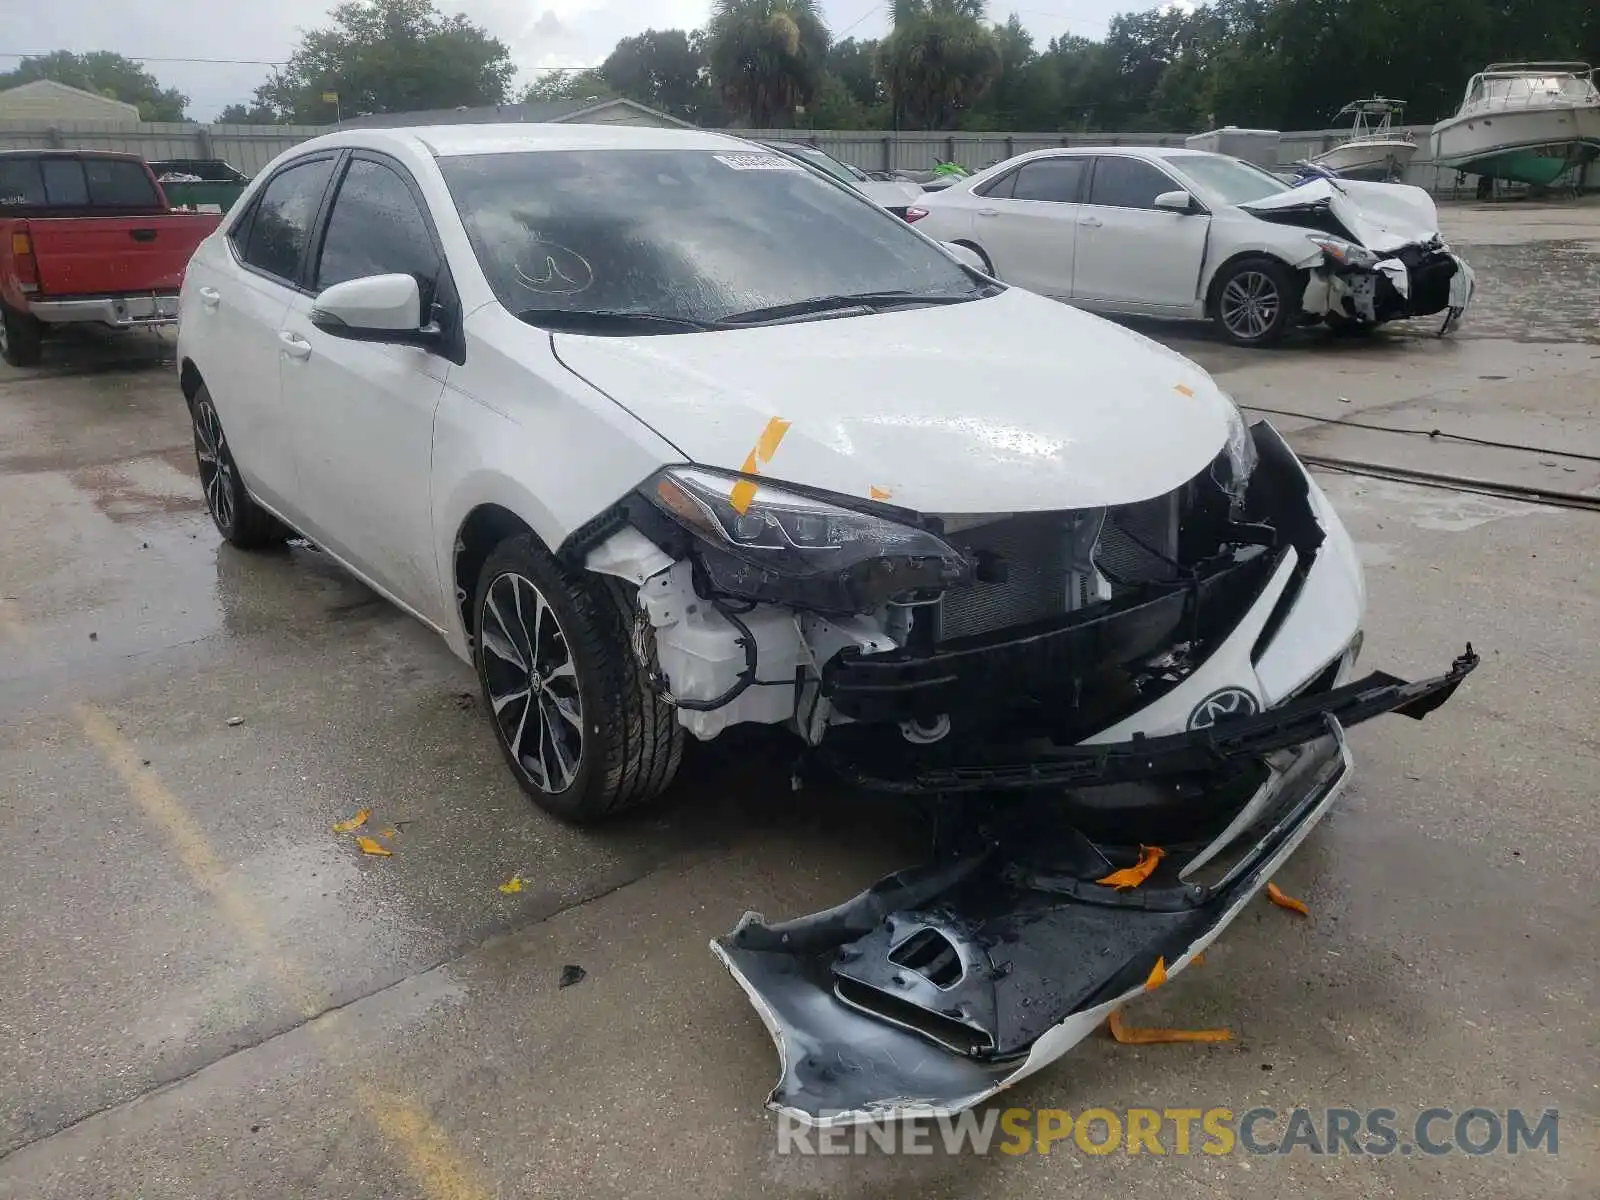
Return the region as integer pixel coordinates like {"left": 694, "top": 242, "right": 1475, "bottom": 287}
{"left": 1430, "top": 63, "right": 1600, "bottom": 190}
{"left": 1312, "top": 99, "right": 1417, "bottom": 181}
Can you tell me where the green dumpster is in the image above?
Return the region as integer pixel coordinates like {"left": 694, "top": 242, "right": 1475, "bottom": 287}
{"left": 149, "top": 159, "right": 252, "bottom": 214}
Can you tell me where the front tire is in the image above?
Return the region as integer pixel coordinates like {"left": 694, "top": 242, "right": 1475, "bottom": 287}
{"left": 474, "top": 533, "right": 683, "bottom": 823}
{"left": 1211, "top": 256, "right": 1298, "bottom": 347}
{"left": 0, "top": 300, "right": 43, "bottom": 368}
{"left": 191, "top": 385, "right": 289, "bottom": 549}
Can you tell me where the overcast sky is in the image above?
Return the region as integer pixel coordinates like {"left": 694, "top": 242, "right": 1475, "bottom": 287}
{"left": 1, "top": 0, "right": 1129, "bottom": 121}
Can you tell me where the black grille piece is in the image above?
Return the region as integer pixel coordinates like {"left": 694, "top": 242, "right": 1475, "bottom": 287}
{"left": 938, "top": 513, "right": 1073, "bottom": 641}
{"left": 937, "top": 495, "right": 1181, "bottom": 642}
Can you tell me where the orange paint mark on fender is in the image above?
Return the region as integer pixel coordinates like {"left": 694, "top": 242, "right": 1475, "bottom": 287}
{"left": 730, "top": 417, "right": 791, "bottom": 514}
{"left": 1174, "top": 383, "right": 1195, "bottom": 397}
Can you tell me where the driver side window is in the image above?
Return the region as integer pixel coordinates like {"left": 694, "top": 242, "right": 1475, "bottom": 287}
{"left": 315, "top": 158, "right": 441, "bottom": 309}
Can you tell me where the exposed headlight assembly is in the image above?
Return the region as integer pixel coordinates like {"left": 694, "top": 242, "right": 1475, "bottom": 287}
{"left": 1212, "top": 393, "right": 1259, "bottom": 506}
{"left": 1307, "top": 234, "right": 1379, "bottom": 270}
{"left": 639, "top": 466, "right": 972, "bottom": 613}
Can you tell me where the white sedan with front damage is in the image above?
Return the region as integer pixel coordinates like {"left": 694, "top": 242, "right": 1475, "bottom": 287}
{"left": 176, "top": 122, "right": 1476, "bottom": 1125}
{"left": 907, "top": 145, "right": 1476, "bottom": 346}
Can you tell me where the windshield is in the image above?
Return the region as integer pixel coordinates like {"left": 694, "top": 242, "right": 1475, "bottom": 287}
{"left": 1171, "top": 154, "right": 1291, "bottom": 207}
{"left": 438, "top": 148, "right": 982, "bottom": 327}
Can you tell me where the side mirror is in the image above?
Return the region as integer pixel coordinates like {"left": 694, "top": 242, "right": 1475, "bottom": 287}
{"left": 310, "top": 273, "right": 440, "bottom": 348}
{"left": 1153, "top": 189, "right": 1196, "bottom": 213}
{"left": 942, "top": 241, "right": 987, "bottom": 272}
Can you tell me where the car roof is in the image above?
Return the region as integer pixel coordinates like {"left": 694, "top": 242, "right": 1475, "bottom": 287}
{"left": 0, "top": 148, "right": 145, "bottom": 162}
{"left": 1003, "top": 145, "right": 1215, "bottom": 165}
{"left": 289, "top": 122, "right": 759, "bottom": 161}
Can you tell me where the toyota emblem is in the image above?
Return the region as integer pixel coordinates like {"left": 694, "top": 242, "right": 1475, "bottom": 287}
{"left": 1187, "top": 687, "right": 1261, "bottom": 730}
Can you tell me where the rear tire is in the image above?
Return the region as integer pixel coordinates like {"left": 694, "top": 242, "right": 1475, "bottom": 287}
{"left": 474, "top": 532, "right": 683, "bottom": 823}
{"left": 191, "top": 384, "right": 289, "bottom": 549}
{"left": 0, "top": 301, "right": 43, "bottom": 368}
{"left": 1211, "top": 256, "right": 1298, "bottom": 347}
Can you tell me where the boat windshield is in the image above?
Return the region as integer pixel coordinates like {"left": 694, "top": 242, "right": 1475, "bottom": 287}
{"left": 1465, "top": 72, "right": 1600, "bottom": 112}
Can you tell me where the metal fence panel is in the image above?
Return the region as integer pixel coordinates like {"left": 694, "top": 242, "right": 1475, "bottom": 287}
{"left": 2, "top": 118, "right": 1590, "bottom": 195}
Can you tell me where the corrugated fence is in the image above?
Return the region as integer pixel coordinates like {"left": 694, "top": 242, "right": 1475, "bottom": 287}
{"left": 2, "top": 118, "right": 1590, "bottom": 195}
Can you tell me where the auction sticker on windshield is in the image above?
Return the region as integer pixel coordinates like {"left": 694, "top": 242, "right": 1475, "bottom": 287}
{"left": 713, "top": 152, "right": 804, "bottom": 171}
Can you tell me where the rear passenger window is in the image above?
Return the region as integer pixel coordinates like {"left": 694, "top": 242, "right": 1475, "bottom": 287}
{"left": 315, "top": 159, "right": 440, "bottom": 303}
{"left": 242, "top": 157, "right": 336, "bottom": 283}
{"left": 974, "top": 170, "right": 1017, "bottom": 199}
{"left": 40, "top": 159, "right": 89, "bottom": 206}
{"left": 1088, "top": 157, "right": 1176, "bottom": 209}
{"left": 83, "top": 159, "right": 160, "bottom": 207}
{"left": 1009, "top": 157, "right": 1088, "bottom": 203}
{"left": 0, "top": 158, "right": 46, "bottom": 206}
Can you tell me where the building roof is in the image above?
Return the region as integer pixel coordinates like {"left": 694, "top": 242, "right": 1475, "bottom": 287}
{"left": 0, "top": 78, "right": 142, "bottom": 122}
{"left": 336, "top": 95, "right": 694, "bottom": 130}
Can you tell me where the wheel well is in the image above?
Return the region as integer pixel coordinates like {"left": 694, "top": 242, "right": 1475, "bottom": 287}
{"left": 179, "top": 359, "right": 204, "bottom": 410}
{"left": 453, "top": 504, "right": 535, "bottom": 646}
{"left": 1205, "top": 252, "right": 1304, "bottom": 315}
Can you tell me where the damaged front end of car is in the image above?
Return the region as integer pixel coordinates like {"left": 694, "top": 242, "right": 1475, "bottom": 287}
{"left": 562, "top": 414, "right": 1476, "bottom": 1125}
{"left": 1246, "top": 186, "right": 1476, "bottom": 333}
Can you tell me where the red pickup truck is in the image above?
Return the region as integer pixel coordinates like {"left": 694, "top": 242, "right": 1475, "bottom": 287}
{"left": 0, "top": 150, "right": 221, "bottom": 367}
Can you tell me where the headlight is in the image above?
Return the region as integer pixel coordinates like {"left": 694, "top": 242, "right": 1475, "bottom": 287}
{"left": 640, "top": 466, "right": 972, "bottom": 613}
{"left": 1307, "top": 234, "right": 1379, "bottom": 269}
{"left": 1213, "top": 394, "right": 1259, "bottom": 506}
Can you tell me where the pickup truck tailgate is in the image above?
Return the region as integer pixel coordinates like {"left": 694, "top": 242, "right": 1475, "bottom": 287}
{"left": 25, "top": 213, "right": 220, "bottom": 296}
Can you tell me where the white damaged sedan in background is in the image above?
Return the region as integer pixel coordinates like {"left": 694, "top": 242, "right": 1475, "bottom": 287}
{"left": 176, "top": 124, "right": 1477, "bottom": 1127}
{"left": 907, "top": 146, "right": 1476, "bottom": 346}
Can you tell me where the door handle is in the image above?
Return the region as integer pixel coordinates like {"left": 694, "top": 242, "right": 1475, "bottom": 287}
{"left": 198, "top": 287, "right": 221, "bottom": 308}
{"left": 278, "top": 331, "right": 312, "bottom": 360}
{"left": 129, "top": 228, "right": 157, "bottom": 243}
{"left": 1078, "top": 216, "right": 1103, "bottom": 228}
{"left": 977, "top": 207, "right": 999, "bottom": 217}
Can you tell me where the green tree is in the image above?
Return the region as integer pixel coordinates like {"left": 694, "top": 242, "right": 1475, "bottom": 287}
{"left": 520, "top": 70, "right": 611, "bottom": 105}
{"left": 251, "top": 0, "right": 515, "bottom": 122}
{"left": 0, "top": 51, "right": 189, "bottom": 121}
{"left": 216, "top": 102, "right": 285, "bottom": 125}
{"left": 705, "top": 0, "right": 830, "bottom": 127}
{"left": 962, "top": 13, "right": 1061, "bottom": 130}
{"left": 827, "top": 37, "right": 884, "bottom": 110}
{"left": 602, "top": 29, "right": 722, "bottom": 123}
{"left": 880, "top": 0, "right": 1002, "bottom": 130}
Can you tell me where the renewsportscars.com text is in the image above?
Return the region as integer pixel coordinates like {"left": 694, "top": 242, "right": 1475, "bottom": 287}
{"left": 777, "top": 1106, "right": 1560, "bottom": 1157}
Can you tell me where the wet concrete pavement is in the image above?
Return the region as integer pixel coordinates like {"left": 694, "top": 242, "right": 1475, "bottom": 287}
{"left": 2, "top": 204, "right": 1597, "bottom": 1198}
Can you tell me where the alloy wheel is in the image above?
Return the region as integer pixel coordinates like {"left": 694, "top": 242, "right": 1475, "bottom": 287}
{"left": 1219, "top": 270, "right": 1280, "bottom": 341}
{"left": 193, "top": 398, "right": 236, "bottom": 533}
{"left": 480, "top": 572, "right": 584, "bottom": 794}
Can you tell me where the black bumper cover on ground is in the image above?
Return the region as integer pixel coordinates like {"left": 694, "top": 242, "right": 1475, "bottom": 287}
{"left": 713, "top": 647, "right": 1477, "bottom": 1123}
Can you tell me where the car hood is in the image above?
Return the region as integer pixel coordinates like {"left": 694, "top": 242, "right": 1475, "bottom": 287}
{"left": 552, "top": 288, "right": 1235, "bottom": 514}
{"left": 1240, "top": 177, "right": 1441, "bottom": 252}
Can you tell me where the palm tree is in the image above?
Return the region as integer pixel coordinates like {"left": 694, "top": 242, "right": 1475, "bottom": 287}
{"left": 706, "top": 0, "right": 830, "bottom": 127}
{"left": 880, "top": 0, "right": 1001, "bottom": 129}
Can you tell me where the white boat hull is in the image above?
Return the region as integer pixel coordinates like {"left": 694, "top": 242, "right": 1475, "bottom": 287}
{"left": 1312, "top": 137, "right": 1418, "bottom": 179}
{"left": 1431, "top": 104, "right": 1600, "bottom": 183}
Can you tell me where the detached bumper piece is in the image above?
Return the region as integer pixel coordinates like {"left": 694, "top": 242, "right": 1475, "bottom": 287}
{"left": 822, "top": 644, "right": 1478, "bottom": 794}
{"left": 712, "top": 648, "right": 1476, "bottom": 1126}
